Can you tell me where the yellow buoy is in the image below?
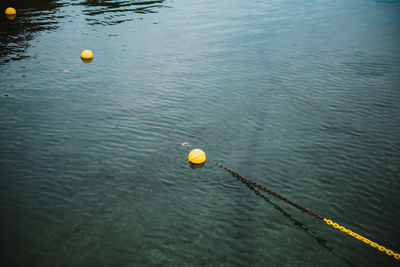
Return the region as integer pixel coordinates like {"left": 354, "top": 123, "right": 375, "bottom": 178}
{"left": 80, "top": 49, "right": 93, "bottom": 61}
{"left": 5, "top": 7, "right": 16, "bottom": 16}
{"left": 188, "top": 149, "right": 206, "bottom": 164}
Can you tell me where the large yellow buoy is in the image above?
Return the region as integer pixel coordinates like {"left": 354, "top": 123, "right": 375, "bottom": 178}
{"left": 5, "top": 7, "right": 16, "bottom": 16}
{"left": 80, "top": 49, "right": 93, "bottom": 62}
{"left": 188, "top": 149, "right": 206, "bottom": 164}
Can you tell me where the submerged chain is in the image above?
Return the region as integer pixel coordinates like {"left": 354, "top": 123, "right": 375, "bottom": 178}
{"left": 208, "top": 158, "right": 324, "bottom": 220}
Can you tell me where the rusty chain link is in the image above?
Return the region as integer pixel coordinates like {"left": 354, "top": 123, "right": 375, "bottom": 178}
{"left": 208, "top": 158, "right": 325, "bottom": 220}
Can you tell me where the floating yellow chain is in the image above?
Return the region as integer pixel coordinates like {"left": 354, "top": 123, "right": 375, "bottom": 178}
{"left": 323, "top": 218, "right": 400, "bottom": 260}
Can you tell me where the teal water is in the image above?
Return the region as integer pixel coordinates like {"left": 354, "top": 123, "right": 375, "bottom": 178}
{"left": 1, "top": 0, "right": 400, "bottom": 266}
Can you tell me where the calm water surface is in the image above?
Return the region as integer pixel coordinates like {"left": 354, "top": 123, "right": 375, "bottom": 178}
{"left": 1, "top": 0, "right": 400, "bottom": 266}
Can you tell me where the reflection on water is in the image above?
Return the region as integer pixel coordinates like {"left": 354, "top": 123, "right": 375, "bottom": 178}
{"left": 0, "top": 0, "right": 64, "bottom": 64}
{"left": 0, "top": 0, "right": 166, "bottom": 64}
{"left": 75, "top": 0, "right": 165, "bottom": 25}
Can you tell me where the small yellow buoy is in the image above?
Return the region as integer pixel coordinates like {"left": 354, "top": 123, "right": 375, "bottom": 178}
{"left": 80, "top": 49, "right": 93, "bottom": 63}
{"left": 188, "top": 149, "right": 206, "bottom": 164}
{"left": 5, "top": 7, "right": 16, "bottom": 16}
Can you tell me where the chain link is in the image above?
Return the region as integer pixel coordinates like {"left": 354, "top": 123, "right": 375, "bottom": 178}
{"left": 209, "top": 158, "right": 399, "bottom": 261}
{"left": 324, "top": 219, "right": 400, "bottom": 260}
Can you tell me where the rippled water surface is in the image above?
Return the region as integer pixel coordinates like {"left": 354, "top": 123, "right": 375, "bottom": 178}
{"left": 1, "top": 0, "right": 400, "bottom": 266}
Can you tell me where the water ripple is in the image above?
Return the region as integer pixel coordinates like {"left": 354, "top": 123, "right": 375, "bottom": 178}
{"left": 75, "top": 0, "right": 166, "bottom": 25}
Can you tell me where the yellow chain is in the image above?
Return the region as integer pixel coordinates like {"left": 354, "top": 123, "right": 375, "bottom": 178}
{"left": 323, "top": 218, "right": 400, "bottom": 260}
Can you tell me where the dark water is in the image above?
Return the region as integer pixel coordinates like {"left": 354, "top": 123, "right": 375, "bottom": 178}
{"left": 1, "top": 0, "right": 400, "bottom": 266}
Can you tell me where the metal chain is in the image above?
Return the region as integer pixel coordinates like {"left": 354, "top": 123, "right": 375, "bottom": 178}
{"left": 208, "top": 157, "right": 400, "bottom": 261}
{"left": 324, "top": 218, "right": 400, "bottom": 260}
{"left": 208, "top": 158, "right": 324, "bottom": 220}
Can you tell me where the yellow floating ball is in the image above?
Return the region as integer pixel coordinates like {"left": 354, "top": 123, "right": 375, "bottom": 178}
{"left": 80, "top": 49, "right": 93, "bottom": 60}
{"left": 5, "top": 7, "right": 16, "bottom": 16}
{"left": 188, "top": 149, "right": 206, "bottom": 164}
